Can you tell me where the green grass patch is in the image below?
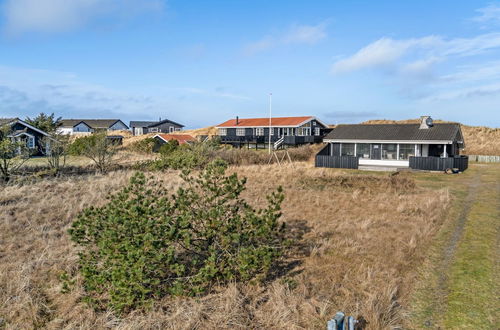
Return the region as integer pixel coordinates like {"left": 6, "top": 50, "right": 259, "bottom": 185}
{"left": 443, "top": 169, "right": 499, "bottom": 329}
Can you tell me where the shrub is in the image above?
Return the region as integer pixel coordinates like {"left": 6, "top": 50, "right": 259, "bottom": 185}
{"left": 69, "top": 134, "right": 118, "bottom": 173}
{"left": 158, "top": 139, "right": 179, "bottom": 155}
{"left": 69, "top": 160, "right": 285, "bottom": 313}
{"left": 129, "top": 137, "right": 156, "bottom": 154}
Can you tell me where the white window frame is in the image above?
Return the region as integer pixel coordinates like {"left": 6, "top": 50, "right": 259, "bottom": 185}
{"left": 236, "top": 128, "right": 246, "bottom": 136}
{"left": 27, "top": 135, "right": 35, "bottom": 149}
{"left": 175, "top": 128, "right": 181, "bottom": 132}
{"left": 256, "top": 127, "right": 264, "bottom": 136}
{"left": 315, "top": 127, "right": 321, "bottom": 136}
{"left": 149, "top": 127, "right": 159, "bottom": 133}
{"left": 218, "top": 128, "right": 227, "bottom": 136}
{"left": 169, "top": 126, "right": 175, "bottom": 133}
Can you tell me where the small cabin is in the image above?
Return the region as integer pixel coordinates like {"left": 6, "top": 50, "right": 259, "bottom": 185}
{"left": 316, "top": 116, "right": 468, "bottom": 172}
{"left": 130, "top": 119, "right": 184, "bottom": 136}
{"left": 0, "top": 118, "right": 53, "bottom": 156}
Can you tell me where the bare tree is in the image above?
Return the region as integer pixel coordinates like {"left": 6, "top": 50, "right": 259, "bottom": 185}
{"left": 79, "top": 133, "right": 118, "bottom": 174}
{"left": 0, "top": 126, "right": 32, "bottom": 182}
{"left": 42, "top": 134, "right": 70, "bottom": 174}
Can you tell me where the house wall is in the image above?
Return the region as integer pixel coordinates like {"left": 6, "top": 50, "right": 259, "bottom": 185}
{"left": 74, "top": 122, "right": 92, "bottom": 133}
{"left": 148, "top": 122, "right": 183, "bottom": 133}
{"left": 327, "top": 141, "right": 456, "bottom": 167}
{"left": 219, "top": 119, "right": 326, "bottom": 138}
{"left": 109, "top": 121, "right": 128, "bottom": 130}
{"left": 57, "top": 127, "right": 73, "bottom": 135}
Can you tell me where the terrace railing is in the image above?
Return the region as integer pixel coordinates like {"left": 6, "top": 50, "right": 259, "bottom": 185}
{"left": 409, "top": 155, "right": 468, "bottom": 172}
{"left": 315, "top": 145, "right": 359, "bottom": 169}
{"left": 220, "top": 135, "right": 323, "bottom": 145}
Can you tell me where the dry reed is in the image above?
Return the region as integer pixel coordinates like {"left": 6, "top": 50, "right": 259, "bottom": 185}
{"left": 0, "top": 163, "right": 449, "bottom": 329}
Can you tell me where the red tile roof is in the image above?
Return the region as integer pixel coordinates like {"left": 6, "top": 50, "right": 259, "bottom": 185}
{"left": 155, "top": 134, "right": 196, "bottom": 144}
{"left": 216, "top": 116, "right": 314, "bottom": 127}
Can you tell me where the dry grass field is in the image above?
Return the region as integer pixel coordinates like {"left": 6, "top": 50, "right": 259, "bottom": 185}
{"left": 0, "top": 162, "right": 459, "bottom": 329}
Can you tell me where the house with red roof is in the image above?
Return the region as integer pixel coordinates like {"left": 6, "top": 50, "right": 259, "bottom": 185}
{"left": 152, "top": 134, "right": 197, "bottom": 151}
{"left": 215, "top": 116, "right": 330, "bottom": 148}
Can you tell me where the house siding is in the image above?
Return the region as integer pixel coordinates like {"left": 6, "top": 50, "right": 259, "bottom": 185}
{"left": 109, "top": 121, "right": 128, "bottom": 130}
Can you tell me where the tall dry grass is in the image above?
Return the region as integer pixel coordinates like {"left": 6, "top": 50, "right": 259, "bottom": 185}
{"left": 0, "top": 163, "right": 449, "bottom": 329}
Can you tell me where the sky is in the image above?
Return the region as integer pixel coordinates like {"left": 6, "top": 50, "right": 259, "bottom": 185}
{"left": 0, "top": 0, "right": 500, "bottom": 128}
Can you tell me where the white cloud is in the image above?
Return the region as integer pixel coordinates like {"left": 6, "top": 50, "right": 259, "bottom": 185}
{"left": 242, "top": 21, "right": 328, "bottom": 55}
{"left": 283, "top": 22, "right": 328, "bottom": 44}
{"left": 472, "top": 3, "right": 500, "bottom": 26}
{"left": 2, "top": 0, "right": 164, "bottom": 35}
{"left": 332, "top": 36, "right": 441, "bottom": 73}
{"left": 332, "top": 33, "right": 500, "bottom": 74}
{"left": 424, "top": 83, "right": 500, "bottom": 101}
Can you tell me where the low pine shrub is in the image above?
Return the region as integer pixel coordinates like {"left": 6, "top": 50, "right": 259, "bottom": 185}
{"left": 129, "top": 137, "right": 156, "bottom": 153}
{"left": 68, "top": 160, "right": 285, "bottom": 313}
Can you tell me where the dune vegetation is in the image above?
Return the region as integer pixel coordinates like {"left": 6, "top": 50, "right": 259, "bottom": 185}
{"left": 1, "top": 161, "right": 457, "bottom": 329}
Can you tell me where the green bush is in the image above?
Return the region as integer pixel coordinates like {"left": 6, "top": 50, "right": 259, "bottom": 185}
{"left": 69, "top": 160, "right": 285, "bottom": 313}
{"left": 129, "top": 137, "right": 156, "bottom": 153}
{"left": 67, "top": 137, "right": 87, "bottom": 156}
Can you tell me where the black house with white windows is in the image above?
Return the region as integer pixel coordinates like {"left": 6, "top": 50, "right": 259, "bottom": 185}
{"left": 316, "top": 116, "right": 468, "bottom": 172}
{"left": 0, "top": 118, "right": 53, "bottom": 156}
{"left": 215, "top": 116, "right": 330, "bottom": 148}
{"left": 129, "top": 119, "right": 184, "bottom": 136}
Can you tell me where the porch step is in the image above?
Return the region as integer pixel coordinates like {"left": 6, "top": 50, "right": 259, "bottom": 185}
{"left": 358, "top": 165, "right": 406, "bottom": 172}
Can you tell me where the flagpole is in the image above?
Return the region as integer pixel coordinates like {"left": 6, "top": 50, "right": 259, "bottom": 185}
{"left": 268, "top": 93, "right": 272, "bottom": 154}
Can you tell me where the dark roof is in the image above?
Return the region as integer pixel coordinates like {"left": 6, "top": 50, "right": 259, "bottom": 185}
{"left": 130, "top": 119, "right": 184, "bottom": 128}
{"left": 60, "top": 119, "right": 127, "bottom": 129}
{"left": 129, "top": 121, "right": 157, "bottom": 127}
{"left": 148, "top": 118, "right": 184, "bottom": 128}
{"left": 324, "top": 123, "right": 463, "bottom": 142}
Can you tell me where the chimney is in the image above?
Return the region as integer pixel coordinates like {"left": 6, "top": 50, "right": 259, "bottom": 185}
{"left": 236, "top": 116, "right": 239, "bottom": 125}
{"left": 419, "top": 115, "right": 433, "bottom": 129}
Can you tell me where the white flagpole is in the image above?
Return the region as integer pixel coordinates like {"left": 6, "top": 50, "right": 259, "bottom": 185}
{"left": 268, "top": 93, "right": 272, "bottom": 154}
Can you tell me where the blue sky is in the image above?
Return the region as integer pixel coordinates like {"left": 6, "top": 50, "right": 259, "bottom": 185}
{"left": 0, "top": 0, "right": 500, "bottom": 128}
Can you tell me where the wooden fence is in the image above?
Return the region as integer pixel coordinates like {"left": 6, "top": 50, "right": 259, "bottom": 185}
{"left": 467, "top": 155, "right": 500, "bottom": 163}
{"left": 315, "top": 155, "right": 359, "bottom": 169}
{"left": 409, "top": 156, "right": 468, "bottom": 172}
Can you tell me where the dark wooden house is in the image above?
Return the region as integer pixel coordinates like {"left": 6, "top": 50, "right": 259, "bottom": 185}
{"left": 215, "top": 116, "right": 330, "bottom": 149}
{"left": 316, "top": 116, "right": 468, "bottom": 172}
{"left": 130, "top": 119, "right": 184, "bottom": 136}
{"left": 0, "top": 118, "right": 53, "bottom": 156}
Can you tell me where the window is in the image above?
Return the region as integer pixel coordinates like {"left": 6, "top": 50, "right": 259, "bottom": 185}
{"left": 356, "top": 143, "right": 370, "bottom": 159}
{"left": 382, "top": 144, "right": 397, "bottom": 160}
{"left": 341, "top": 143, "right": 355, "bottom": 156}
{"left": 218, "top": 128, "right": 227, "bottom": 136}
{"left": 314, "top": 127, "right": 321, "bottom": 136}
{"left": 255, "top": 127, "right": 264, "bottom": 136}
{"left": 175, "top": 128, "right": 181, "bottom": 132}
{"left": 169, "top": 126, "right": 175, "bottom": 133}
{"left": 149, "top": 127, "right": 158, "bottom": 133}
{"left": 399, "top": 144, "right": 415, "bottom": 160}
{"left": 27, "top": 136, "right": 35, "bottom": 149}
{"left": 236, "top": 128, "right": 246, "bottom": 136}
{"left": 270, "top": 128, "right": 274, "bottom": 136}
